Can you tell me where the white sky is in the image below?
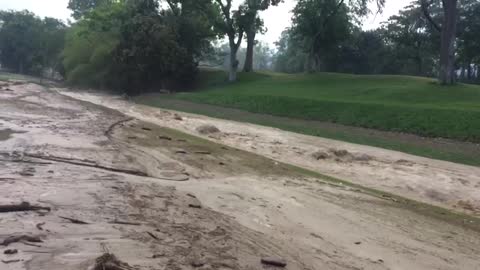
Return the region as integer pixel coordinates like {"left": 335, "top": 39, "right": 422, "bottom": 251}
{"left": 0, "top": 0, "right": 410, "bottom": 45}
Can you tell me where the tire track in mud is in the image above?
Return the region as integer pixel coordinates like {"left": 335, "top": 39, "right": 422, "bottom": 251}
{"left": 103, "top": 117, "right": 192, "bottom": 181}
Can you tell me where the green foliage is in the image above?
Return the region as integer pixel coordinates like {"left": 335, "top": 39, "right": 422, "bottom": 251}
{"left": 457, "top": 0, "right": 480, "bottom": 82}
{"left": 273, "top": 29, "right": 308, "bottom": 73}
{"left": 0, "top": 10, "right": 66, "bottom": 76}
{"left": 63, "top": 0, "right": 220, "bottom": 93}
{"left": 291, "top": 0, "right": 352, "bottom": 71}
{"left": 63, "top": 2, "right": 123, "bottom": 87}
{"left": 175, "top": 72, "right": 480, "bottom": 142}
{"left": 68, "top": 0, "right": 113, "bottom": 19}
{"left": 274, "top": 0, "right": 480, "bottom": 81}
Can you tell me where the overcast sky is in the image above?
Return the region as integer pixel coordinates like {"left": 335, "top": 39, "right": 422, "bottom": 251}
{"left": 0, "top": 0, "right": 410, "bottom": 45}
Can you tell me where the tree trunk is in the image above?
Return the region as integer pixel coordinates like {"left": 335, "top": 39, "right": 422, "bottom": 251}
{"left": 228, "top": 38, "right": 239, "bottom": 82}
{"left": 416, "top": 55, "right": 423, "bottom": 76}
{"left": 438, "top": 0, "right": 458, "bottom": 85}
{"left": 467, "top": 62, "right": 472, "bottom": 81}
{"left": 460, "top": 64, "right": 465, "bottom": 80}
{"left": 243, "top": 27, "right": 256, "bottom": 72}
{"left": 19, "top": 60, "right": 24, "bottom": 74}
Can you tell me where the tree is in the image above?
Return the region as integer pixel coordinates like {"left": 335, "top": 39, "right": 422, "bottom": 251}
{"left": 457, "top": 0, "right": 480, "bottom": 81}
{"left": 0, "top": 11, "right": 41, "bottom": 74}
{"left": 274, "top": 29, "right": 308, "bottom": 73}
{"left": 41, "top": 18, "right": 68, "bottom": 77}
{"left": 383, "top": 3, "right": 438, "bottom": 76}
{"left": 241, "top": 0, "right": 283, "bottom": 72}
{"left": 285, "top": 0, "right": 385, "bottom": 73}
{"left": 335, "top": 29, "right": 390, "bottom": 74}
{"left": 68, "top": 0, "right": 113, "bottom": 19}
{"left": 0, "top": 11, "right": 66, "bottom": 75}
{"left": 290, "top": 0, "right": 352, "bottom": 72}
{"left": 421, "top": 0, "right": 458, "bottom": 84}
{"left": 63, "top": 0, "right": 219, "bottom": 93}
{"left": 213, "top": 0, "right": 245, "bottom": 82}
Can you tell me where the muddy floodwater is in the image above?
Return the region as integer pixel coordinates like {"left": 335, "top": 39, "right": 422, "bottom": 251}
{"left": 0, "top": 81, "right": 480, "bottom": 270}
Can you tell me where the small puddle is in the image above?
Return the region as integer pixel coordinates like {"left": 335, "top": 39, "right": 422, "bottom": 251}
{"left": 0, "top": 129, "right": 25, "bottom": 141}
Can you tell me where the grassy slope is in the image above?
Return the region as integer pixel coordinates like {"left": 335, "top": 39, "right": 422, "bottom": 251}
{"left": 176, "top": 71, "right": 480, "bottom": 141}
{"left": 134, "top": 70, "right": 480, "bottom": 166}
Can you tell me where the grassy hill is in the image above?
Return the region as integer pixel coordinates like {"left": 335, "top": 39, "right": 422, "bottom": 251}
{"left": 134, "top": 70, "right": 480, "bottom": 166}
{"left": 178, "top": 71, "right": 480, "bottom": 141}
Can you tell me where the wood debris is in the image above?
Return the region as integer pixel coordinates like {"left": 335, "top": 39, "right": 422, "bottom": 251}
{"left": 59, "top": 216, "right": 90, "bottom": 224}
{"left": 261, "top": 257, "right": 287, "bottom": 267}
{"left": 0, "top": 202, "right": 50, "bottom": 213}
{"left": 1, "top": 235, "right": 42, "bottom": 246}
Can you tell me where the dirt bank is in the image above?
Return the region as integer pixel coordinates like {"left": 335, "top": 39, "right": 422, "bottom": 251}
{"left": 61, "top": 90, "right": 480, "bottom": 216}
{"left": 1, "top": 82, "right": 479, "bottom": 270}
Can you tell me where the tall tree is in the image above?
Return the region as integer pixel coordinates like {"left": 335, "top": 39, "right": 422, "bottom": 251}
{"left": 287, "top": 0, "right": 385, "bottom": 72}
{"left": 68, "top": 0, "right": 112, "bottom": 19}
{"left": 421, "top": 0, "right": 458, "bottom": 85}
{"left": 383, "top": 3, "right": 437, "bottom": 76}
{"left": 214, "top": 0, "right": 245, "bottom": 82}
{"left": 291, "top": 0, "right": 352, "bottom": 72}
{"left": 0, "top": 11, "right": 66, "bottom": 75}
{"left": 64, "top": 0, "right": 218, "bottom": 92}
{"left": 241, "top": 0, "right": 283, "bottom": 72}
{"left": 457, "top": 0, "right": 480, "bottom": 81}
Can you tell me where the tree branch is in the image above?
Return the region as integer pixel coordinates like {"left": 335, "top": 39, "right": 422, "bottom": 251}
{"left": 421, "top": 0, "right": 442, "bottom": 32}
{"left": 165, "top": 0, "right": 180, "bottom": 15}
{"left": 311, "top": 0, "right": 345, "bottom": 50}
{"left": 215, "top": 0, "right": 229, "bottom": 19}
{"left": 323, "top": 0, "right": 345, "bottom": 28}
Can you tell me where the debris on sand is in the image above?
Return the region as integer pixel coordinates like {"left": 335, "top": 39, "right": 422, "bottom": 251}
{"left": 173, "top": 114, "right": 183, "bottom": 121}
{"left": 457, "top": 200, "right": 478, "bottom": 212}
{"left": 147, "top": 232, "right": 159, "bottom": 240}
{"left": 310, "top": 233, "right": 324, "bottom": 239}
{"left": 311, "top": 151, "right": 329, "bottom": 160}
{"left": 59, "top": 216, "right": 90, "bottom": 224}
{"left": 261, "top": 257, "right": 287, "bottom": 267}
{"left": 381, "top": 194, "right": 398, "bottom": 203}
{"left": 0, "top": 202, "right": 50, "bottom": 213}
{"left": 36, "top": 222, "right": 45, "bottom": 231}
{"left": 2, "top": 259, "right": 21, "bottom": 264}
{"left": 188, "top": 202, "right": 202, "bottom": 209}
{"left": 187, "top": 193, "right": 197, "bottom": 198}
{"left": 158, "top": 135, "right": 172, "bottom": 141}
{"left": 190, "top": 259, "right": 206, "bottom": 268}
{"left": 4, "top": 249, "right": 18, "bottom": 255}
{"left": 109, "top": 220, "right": 141, "bottom": 226}
{"left": 89, "top": 253, "right": 135, "bottom": 270}
{"left": 1, "top": 235, "right": 43, "bottom": 246}
{"left": 395, "top": 159, "right": 415, "bottom": 166}
{"left": 329, "top": 149, "right": 350, "bottom": 158}
{"left": 196, "top": 124, "right": 220, "bottom": 135}
{"left": 19, "top": 167, "right": 36, "bottom": 177}
{"left": 141, "top": 127, "right": 152, "bottom": 131}
{"left": 354, "top": 154, "right": 373, "bottom": 162}
{"left": 151, "top": 253, "right": 165, "bottom": 258}
{"left": 194, "top": 150, "right": 211, "bottom": 155}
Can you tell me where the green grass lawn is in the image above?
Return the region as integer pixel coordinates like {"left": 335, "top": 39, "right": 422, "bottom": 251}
{"left": 134, "top": 70, "right": 480, "bottom": 166}
{"left": 174, "top": 71, "right": 480, "bottom": 142}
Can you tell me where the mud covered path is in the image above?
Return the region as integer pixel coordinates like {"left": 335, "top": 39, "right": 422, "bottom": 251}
{"left": 62, "top": 90, "right": 480, "bottom": 216}
{"left": 1, "top": 82, "right": 480, "bottom": 270}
